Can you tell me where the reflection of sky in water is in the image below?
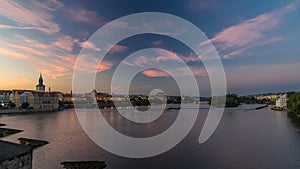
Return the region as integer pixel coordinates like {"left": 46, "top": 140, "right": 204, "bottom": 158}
{"left": 0, "top": 104, "right": 299, "bottom": 169}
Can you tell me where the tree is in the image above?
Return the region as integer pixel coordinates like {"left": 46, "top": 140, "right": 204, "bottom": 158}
{"left": 287, "top": 92, "right": 300, "bottom": 117}
{"left": 209, "top": 93, "right": 241, "bottom": 107}
{"left": 21, "top": 102, "right": 30, "bottom": 109}
{"left": 8, "top": 101, "right": 16, "bottom": 109}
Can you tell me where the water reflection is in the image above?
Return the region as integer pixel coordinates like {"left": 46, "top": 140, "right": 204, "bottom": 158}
{"left": 0, "top": 104, "right": 299, "bottom": 169}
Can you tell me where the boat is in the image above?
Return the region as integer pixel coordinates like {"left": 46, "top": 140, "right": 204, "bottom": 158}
{"left": 167, "top": 107, "right": 181, "bottom": 110}
{"left": 255, "top": 104, "right": 268, "bottom": 110}
{"left": 271, "top": 106, "right": 283, "bottom": 111}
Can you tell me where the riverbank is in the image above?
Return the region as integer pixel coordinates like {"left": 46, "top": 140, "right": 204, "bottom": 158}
{"left": 288, "top": 111, "right": 300, "bottom": 123}
{"left": 0, "top": 109, "right": 34, "bottom": 115}
{"left": 0, "top": 108, "right": 67, "bottom": 115}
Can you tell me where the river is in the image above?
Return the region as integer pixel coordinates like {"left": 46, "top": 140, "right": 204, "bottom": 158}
{"left": 1, "top": 104, "right": 300, "bottom": 169}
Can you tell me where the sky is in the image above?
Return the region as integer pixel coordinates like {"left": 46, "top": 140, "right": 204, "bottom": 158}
{"left": 0, "top": 0, "right": 300, "bottom": 96}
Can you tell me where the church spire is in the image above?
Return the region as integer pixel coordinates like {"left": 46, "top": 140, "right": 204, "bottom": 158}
{"left": 39, "top": 73, "right": 43, "bottom": 85}
{"left": 36, "top": 73, "right": 45, "bottom": 92}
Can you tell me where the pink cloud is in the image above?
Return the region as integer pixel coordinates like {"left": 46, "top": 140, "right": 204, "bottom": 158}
{"left": 132, "top": 56, "right": 152, "bottom": 67}
{"left": 222, "top": 48, "right": 248, "bottom": 59}
{"left": 78, "top": 41, "right": 101, "bottom": 51}
{"left": 65, "top": 7, "right": 104, "bottom": 25}
{"left": 0, "top": 1, "right": 60, "bottom": 34}
{"left": 0, "top": 45, "right": 74, "bottom": 79}
{"left": 211, "top": 2, "right": 297, "bottom": 59}
{"left": 154, "top": 52, "right": 200, "bottom": 63}
{"left": 74, "top": 55, "right": 114, "bottom": 74}
{"left": 152, "top": 40, "right": 163, "bottom": 46}
{"left": 97, "top": 61, "right": 113, "bottom": 72}
{"left": 33, "top": 0, "right": 64, "bottom": 11}
{"left": 129, "top": 53, "right": 208, "bottom": 78}
{"left": 131, "top": 53, "right": 179, "bottom": 67}
{"left": 190, "top": 67, "right": 208, "bottom": 77}
{"left": 0, "top": 47, "right": 30, "bottom": 60}
{"left": 0, "top": 35, "right": 77, "bottom": 79}
{"left": 25, "top": 40, "right": 48, "bottom": 49}
{"left": 131, "top": 52, "right": 199, "bottom": 67}
{"left": 53, "top": 36, "right": 102, "bottom": 52}
{"left": 53, "top": 35, "right": 76, "bottom": 52}
{"left": 0, "top": 42, "right": 48, "bottom": 57}
{"left": 142, "top": 69, "right": 170, "bottom": 77}
{"left": 108, "top": 44, "right": 128, "bottom": 54}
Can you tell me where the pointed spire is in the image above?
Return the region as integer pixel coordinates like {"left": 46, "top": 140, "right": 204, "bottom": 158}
{"left": 39, "top": 73, "right": 43, "bottom": 84}
{"left": 36, "top": 72, "right": 45, "bottom": 92}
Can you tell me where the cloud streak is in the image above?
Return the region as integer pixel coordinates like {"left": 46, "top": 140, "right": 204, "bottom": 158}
{"left": 141, "top": 69, "right": 170, "bottom": 77}
{"left": 0, "top": 35, "right": 77, "bottom": 79}
{"left": 107, "top": 44, "right": 128, "bottom": 54}
{"left": 124, "top": 51, "right": 207, "bottom": 78}
{"left": 0, "top": 0, "right": 60, "bottom": 34}
{"left": 65, "top": 7, "right": 104, "bottom": 25}
{"left": 212, "top": 2, "right": 298, "bottom": 59}
{"left": 53, "top": 35, "right": 76, "bottom": 52}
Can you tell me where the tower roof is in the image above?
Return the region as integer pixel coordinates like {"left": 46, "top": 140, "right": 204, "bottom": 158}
{"left": 36, "top": 73, "right": 45, "bottom": 92}
{"left": 39, "top": 73, "right": 44, "bottom": 84}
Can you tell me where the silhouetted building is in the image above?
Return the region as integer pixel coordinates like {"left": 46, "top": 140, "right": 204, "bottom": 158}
{"left": 36, "top": 73, "right": 45, "bottom": 92}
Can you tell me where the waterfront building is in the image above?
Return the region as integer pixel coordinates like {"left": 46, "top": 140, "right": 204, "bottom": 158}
{"left": 0, "top": 140, "right": 32, "bottom": 169}
{"left": 19, "top": 92, "right": 34, "bottom": 108}
{"left": 31, "top": 91, "right": 59, "bottom": 111}
{"left": 112, "top": 94, "right": 130, "bottom": 102}
{"left": 31, "top": 74, "right": 59, "bottom": 111}
{"left": 256, "top": 94, "right": 280, "bottom": 101}
{"left": 62, "top": 91, "right": 73, "bottom": 103}
{"left": 0, "top": 94, "right": 3, "bottom": 108}
{"left": 95, "top": 92, "right": 111, "bottom": 102}
{"left": 3, "top": 91, "right": 12, "bottom": 108}
{"left": 275, "top": 94, "right": 287, "bottom": 108}
{"left": 13, "top": 91, "right": 20, "bottom": 109}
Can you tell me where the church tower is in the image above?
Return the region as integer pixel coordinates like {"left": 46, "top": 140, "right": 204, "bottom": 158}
{"left": 36, "top": 73, "right": 45, "bottom": 92}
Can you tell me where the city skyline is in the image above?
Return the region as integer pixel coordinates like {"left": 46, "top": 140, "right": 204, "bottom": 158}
{"left": 0, "top": 0, "right": 300, "bottom": 96}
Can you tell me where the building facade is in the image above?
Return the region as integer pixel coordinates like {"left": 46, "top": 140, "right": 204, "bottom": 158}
{"left": 275, "top": 94, "right": 287, "bottom": 108}
{"left": 31, "top": 92, "right": 59, "bottom": 111}
{"left": 0, "top": 140, "right": 32, "bottom": 169}
{"left": 0, "top": 74, "right": 62, "bottom": 111}
{"left": 13, "top": 91, "right": 20, "bottom": 109}
{"left": 19, "top": 92, "right": 34, "bottom": 108}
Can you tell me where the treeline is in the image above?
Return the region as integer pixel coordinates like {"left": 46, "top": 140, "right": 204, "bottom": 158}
{"left": 209, "top": 93, "right": 241, "bottom": 107}
{"left": 287, "top": 92, "right": 300, "bottom": 120}
{"left": 208, "top": 93, "right": 264, "bottom": 108}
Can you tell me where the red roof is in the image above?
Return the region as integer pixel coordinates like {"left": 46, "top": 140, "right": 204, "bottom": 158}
{"left": 31, "top": 91, "right": 58, "bottom": 97}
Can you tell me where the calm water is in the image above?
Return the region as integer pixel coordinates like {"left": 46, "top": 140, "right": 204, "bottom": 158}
{"left": 1, "top": 104, "right": 300, "bottom": 169}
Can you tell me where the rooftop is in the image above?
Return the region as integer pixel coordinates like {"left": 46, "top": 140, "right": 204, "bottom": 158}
{"left": 0, "top": 140, "right": 32, "bottom": 162}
